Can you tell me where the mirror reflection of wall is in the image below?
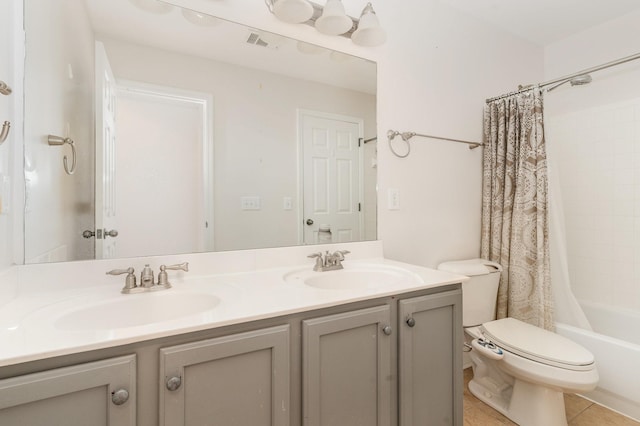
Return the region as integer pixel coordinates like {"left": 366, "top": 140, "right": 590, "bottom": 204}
{"left": 23, "top": 0, "right": 377, "bottom": 264}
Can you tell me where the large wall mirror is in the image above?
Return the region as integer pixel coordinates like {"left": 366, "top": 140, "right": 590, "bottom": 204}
{"left": 23, "top": 0, "right": 377, "bottom": 264}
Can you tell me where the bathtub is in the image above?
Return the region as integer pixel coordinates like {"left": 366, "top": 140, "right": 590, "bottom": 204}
{"left": 555, "top": 301, "right": 640, "bottom": 421}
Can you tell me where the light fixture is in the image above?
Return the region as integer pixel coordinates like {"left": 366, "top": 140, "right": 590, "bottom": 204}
{"left": 296, "top": 41, "right": 325, "bottom": 54}
{"left": 315, "top": 0, "right": 353, "bottom": 35}
{"left": 181, "top": 9, "right": 221, "bottom": 27}
{"left": 265, "top": 0, "right": 386, "bottom": 47}
{"left": 129, "top": 0, "right": 174, "bottom": 14}
{"left": 272, "top": 0, "right": 314, "bottom": 24}
{"left": 351, "top": 3, "right": 386, "bottom": 47}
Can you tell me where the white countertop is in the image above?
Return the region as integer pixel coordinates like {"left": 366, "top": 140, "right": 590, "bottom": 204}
{"left": 0, "top": 244, "right": 468, "bottom": 367}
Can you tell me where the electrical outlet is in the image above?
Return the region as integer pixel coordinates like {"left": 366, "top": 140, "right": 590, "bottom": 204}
{"left": 283, "top": 196, "right": 292, "bottom": 210}
{"left": 388, "top": 188, "right": 400, "bottom": 210}
{"left": 241, "top": 196, "right": 261, "bottom": 210}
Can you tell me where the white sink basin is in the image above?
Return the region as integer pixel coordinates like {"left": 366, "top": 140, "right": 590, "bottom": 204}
{"left": 284, "top": 264, "right": 423, "bottom": 290}
{"left": 53, "top": 292, "right": 221, "bottom": 331}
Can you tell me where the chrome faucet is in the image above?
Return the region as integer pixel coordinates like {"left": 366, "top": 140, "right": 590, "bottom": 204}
{"left": 107, "top": 262, "right": 189, "bottom": 294}
{"left": 308, "top": 250, "right": 350, "bottom": 272}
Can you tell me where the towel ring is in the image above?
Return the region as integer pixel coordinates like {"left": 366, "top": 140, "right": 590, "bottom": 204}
{"left": 0, "top": 121, "right": 10, "bottom": 144}
{"left": 48, "top": 135, "right": 77, "bottom": 175}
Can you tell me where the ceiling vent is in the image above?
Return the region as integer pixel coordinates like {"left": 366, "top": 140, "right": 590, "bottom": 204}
{"left": 246, "top": 31, "right": 283, "bottom": 49}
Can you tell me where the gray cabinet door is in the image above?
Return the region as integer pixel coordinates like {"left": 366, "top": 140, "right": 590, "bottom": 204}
{"left": 303, "top": 304, "right": 392, "bottom": 426}
{"left": 399, "top": 289, "right": 463, "bottom": 426}
{"left": 159, "top": 324, "right": 290, "bottom": 426}
{"left": 0, "top": 354, "right": 136, "bottom": 426}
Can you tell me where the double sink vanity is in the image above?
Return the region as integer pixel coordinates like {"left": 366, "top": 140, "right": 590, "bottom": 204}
{"left": 0, "top": 241, "right": 467, "bottom": 425}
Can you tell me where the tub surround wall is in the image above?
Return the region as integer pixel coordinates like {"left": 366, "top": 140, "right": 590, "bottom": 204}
{"left": 545, "top": 10, "right": 640, "bottom": 312}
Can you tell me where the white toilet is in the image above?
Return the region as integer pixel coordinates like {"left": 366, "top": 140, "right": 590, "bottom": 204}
{"left": 438, "top": 259, "right": 599, "bottom": 426}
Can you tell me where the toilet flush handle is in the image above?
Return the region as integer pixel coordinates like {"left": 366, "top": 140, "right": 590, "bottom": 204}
{"left": 471, "top": 338, "right": 504, "bottom": 360}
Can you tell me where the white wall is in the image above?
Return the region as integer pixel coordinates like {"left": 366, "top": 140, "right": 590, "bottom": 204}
{"left": 544, "top": 10, "right": 640, "bottom": 311}
{"left": 23, "top": 0, "right": 95, "bottom": 263}
{"left": 167, "top": 0, "right": 544, "bottom": 267}
{"left": 102, "top": 38, "right": 376, "bottom": 252}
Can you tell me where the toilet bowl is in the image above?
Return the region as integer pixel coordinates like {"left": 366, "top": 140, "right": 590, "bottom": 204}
{"left": 438, "top": 259, "right": 598, "bottom": 426}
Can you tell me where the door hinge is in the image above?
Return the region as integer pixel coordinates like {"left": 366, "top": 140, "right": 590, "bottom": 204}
{"left": 358, "top": 202, "right": 361, "bottom": 212}
{"left": 358, "top": 137, "right": 363, "bottom": 147}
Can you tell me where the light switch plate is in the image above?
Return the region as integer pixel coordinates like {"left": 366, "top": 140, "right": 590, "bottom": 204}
{"left": 283, "top": 196, "right": 292, "bottom": 210}
{"left": 388, "top": 188, "right": 400, "bottom": 210}
{"left": 241, "top": 196, "right": 261, "bottom": 210}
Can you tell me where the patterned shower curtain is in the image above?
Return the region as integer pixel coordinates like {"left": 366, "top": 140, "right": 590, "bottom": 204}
{"left": 481, "top": 88, "right": 554, "bottom": 330}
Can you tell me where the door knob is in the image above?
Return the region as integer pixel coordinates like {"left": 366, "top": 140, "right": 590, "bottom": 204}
{"left": 104, "top": 229, "right": 119, "bottom": 238}
{"left": 406, "top": 317, "right": 416, "bottom": 327}
{"left": 82, "top": 230, "right": 95, "bottom": 239}
{"left": 306, "top": 219, "right": 314, "bottom": 226}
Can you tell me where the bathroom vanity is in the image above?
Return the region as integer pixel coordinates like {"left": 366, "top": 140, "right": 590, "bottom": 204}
{"left": 0, "top": 242, "right": 465, "bottom": 426}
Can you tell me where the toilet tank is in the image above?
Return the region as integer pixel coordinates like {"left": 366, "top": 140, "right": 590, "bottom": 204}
{"left": 437, "top": 259, "right": 502, "bottom": 327}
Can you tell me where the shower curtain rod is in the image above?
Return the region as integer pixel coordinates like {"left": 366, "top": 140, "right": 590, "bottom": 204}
{"left": 486, "top": 51, "right": 640, "bottom": 103}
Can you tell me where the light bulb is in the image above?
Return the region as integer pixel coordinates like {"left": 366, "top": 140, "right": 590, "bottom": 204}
{"left": 273, "top": 0, "right": 314, "bottom": 24}
{"left": 315, "top": 0, "right": 353, "bottom": 36}
{"left": 351, "top": 3, "right": 386, "bottom": 47}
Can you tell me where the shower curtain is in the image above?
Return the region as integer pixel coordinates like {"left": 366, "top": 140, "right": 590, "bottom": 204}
{"left": 481, "top": 87, "right": 554, "bottom": 330}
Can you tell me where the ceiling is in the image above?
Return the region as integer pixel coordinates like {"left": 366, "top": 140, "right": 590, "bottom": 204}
{"left": 439, "top": 0, "right": 640, "bottom": 46}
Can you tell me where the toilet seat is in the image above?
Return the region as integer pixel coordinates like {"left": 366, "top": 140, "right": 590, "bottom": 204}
{"left": 480, "top": 318, "right": 595, "bottom": 371}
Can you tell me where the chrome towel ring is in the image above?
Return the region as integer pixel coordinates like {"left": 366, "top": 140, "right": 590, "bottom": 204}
{"left": 0, "top": 80, "right": 12, "bottom": 145}
{"left": 0, "top": 121, "right": 9, "bottom": 145}
{"left": 48, "top": 135, "right": 77, "bottom": 175}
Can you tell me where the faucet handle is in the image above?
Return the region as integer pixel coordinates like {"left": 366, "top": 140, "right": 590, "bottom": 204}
{"left": 335, "top": 250, "right": 350, "bottom": 257}
{"left": 308, "top": 252, "right": 324, "bottom": 271}
{"left": 106, "top": 267, "right": 137, "bottom": 292}
{"left": 106, "top": 267, "right": 134, "bottom": 276}
{"left": 162, "top": 262, "right": 189, "bottom": 272}
{"left": 157, "top": 262, "right": 189, "bottom": 287}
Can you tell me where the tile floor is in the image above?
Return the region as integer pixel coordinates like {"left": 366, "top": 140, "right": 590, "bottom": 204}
{"left": 463, "top": 368, "right": 640, "bottom": 425}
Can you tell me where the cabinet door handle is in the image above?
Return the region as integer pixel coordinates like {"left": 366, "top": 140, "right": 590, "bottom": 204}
{"left": 111, "top": 388, "right": 130, "bottom": 405}
{"left": 382, "top": 325, "right": 392, "bottom": 335}
{"left": 406, "top": 317, "right": 416, "bottom": 327}
{"left": 166, "top": 376, "right": 182, "bottom": 391}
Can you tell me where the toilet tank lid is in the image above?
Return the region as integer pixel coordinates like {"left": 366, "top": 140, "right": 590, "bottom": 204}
{"left": 437, "top": 258, "right": 502, "bottom": 276}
